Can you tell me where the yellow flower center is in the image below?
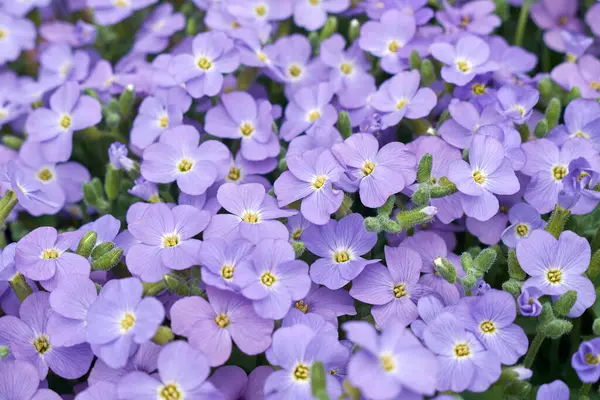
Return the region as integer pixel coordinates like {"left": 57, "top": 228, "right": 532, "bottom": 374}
{"left": 334, "top": 250, "right": 350, "bottom": 263}
{"left": 232, "top": 21, "right": 241, "bottom": 29}
{"left": 295, "top": 300, "right": 309, "bottom": 313}
{"left": 362, "top": 161, "right": 375, "bottom": 176}
{"left": 33, "top": 335, "right": 51, "bottom": 354}
{"left": 289, "top": 64, "right": 302, "bottom": 78}
{"left": 242, "top": 210, "right": 260, "bottom": 223}
{"left": 558, "top": 15, "right": 569, "bottom": 26}
{"left": 307, "top": 110, "right": 321, "bottom": 122}
{"left": 396, "top": 98, "right": 408, "bottom": 110}
{"left": 240, "top": 122, "right": 255, "bottom": 137}
{"left": 460, "top": 15, "right": 471, "bottom": 27}
{"left": 308, "top": 0, "right": 320, "bottom": 5}
{"left": 312, "top": 175, "right": 327, "bottom": 189}
{"left": 197, "top": 57, "right": 212, "bottom": 70}
{"left": 552, "top": 165, "right": 567, "bottom": 180}
{"left": 380, "top": 354, "right": 395, "bottom": 372}
{"left": 60, "top": 115, "right": 72, "bottom": 129}
{"left": 42, "top": 249, "right": 59, "bottom": 259}
{"left": 255, "top": 4, "right": 267, "bottom": 16}
{"left": 162, "top": 234, "right": 179, "bottom": 248}
{"left": 159, "top": 115, "right": 169, "bottom": 128}
{"left": 0, "top": 29, "right": 5, "bottom": 40}
{"left": 578, "top": 171, "right": 591, "bottom": 182}
{"left": 149, "top": 194, "right": 161, "bottom": 203}
{"left": 159, "top": 383, "right": 182, "bottom": 400}
{"left": 37, "top": 168, "right": 54, "bottom": 182}
{"left": 516, "top": 223, "right": 529, "bottom": 237}
{"left": 340, "top": 63, "right": 353, "bottom": 75}
{"left": 590, "top": 81, "right": 600, "bottom": 91}
{"left": 293, "top": 364, "right": 310, "bottom": 380}
{"left": 387, "top": 40, "right": 400, "bottom": 53}
{"left": 215, "top": 313, "right": 230, "bottom": 328}
{"left": 586, "top": 353, "right": 600, "bottom": 365}
{"left": 261, "top": 271, "right": 276, "bottom": 287}
{"left": 228, "top": 167, "right": 241, "bottom": 182}
{"left": 292, "top": 229, "right": 302, "bottom": 241}
{"left": 546, "top": 268, "right": 562, "bottom": 284}
{"left": 120, "top": 312, "right": 136, "bottom": 332}
{"left": 472, "top": 170, "right": 486, "bottom": 184}
{"left": 114, "top": 0, "right": 129, "bottom": 7}
{"left": 456, "top": 60, "right": 471, "bottom": 73}
{"left": 393, "top": 283, "right": 407, "bottom": 298}
{"left": 513, "top": 105, "right": 527, "bottom": 117}
{"left": 454, "top": 343, "right": 471, "bottom": 358}
{"left": 480, "top": 320, "right": 496, "bottom": 334}
{"left": 177, "top": 159, "right": 193, "bottom": 173}
{"left": 257, "top": 52, "right": 267, "bottom": 62}
{"left": 221, "top": 264, "right": 234, "bottom": 280}
{"left": 574, "top": 130, "right": 590, "bottom": 139}
{"left": 472, "top": 83, "right": 486, "bottom": 95}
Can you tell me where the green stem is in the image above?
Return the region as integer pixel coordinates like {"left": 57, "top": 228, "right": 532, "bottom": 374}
{"left": 545, "top": 205, "right": 571, "bottom": 239}
{"left": 9, "top": 273, "right": 33, "bottom": 303}
{"left": 523, "top": 333, "right": 545, "bottom": 368}
{"left": 514, "top": 0, "right": 533, "bottom": 47}
{"left": 143, "top": 280, "right": 167, "bottom": 297}
{"left": 579, "top": 383, "right": 592, "bottom": 399}
{"left": 0, "top": 191, "right": 18, "bottom": 225}
{"left": 571, "top": 317, "right": 582, "bottom": 356}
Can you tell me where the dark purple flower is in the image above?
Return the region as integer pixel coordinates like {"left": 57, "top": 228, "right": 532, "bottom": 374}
{"left": 571, "top": 338, "right": 600, "bottom": 383}
{"left": 517, "top": 286, "right": 543, "bottom": 317}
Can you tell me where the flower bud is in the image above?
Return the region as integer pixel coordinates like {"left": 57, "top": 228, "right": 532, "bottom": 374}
{"left": 91, "top": 241, "right": 115, "bottom": 260}
{"left": 9, "top": 272, "right": 33, "bottom": 303}
{"left": 409, "top": 49, "right": 421, "bottom": 70}
{"left": 152, "top": 326, "right": 174, "bottom": 345}
{"left": 474, "top": 248, "right": 496, "bottom": 276}
{"left": 540, "top": 319, "right": 573, "bottom": 339}
{"left": 433, "top": 257, "right": 457, "bottom": 284}
{"left": 2, "top": 135, "right": 23, "bottom": 150}
{"left": 310, "top": 361, "right": 328, "bottom": 400}
{"left": 508, "top": 249, "right": 527, "bottom": 280}
{"left": 0, "top": 346, "right": 8, "bottom": 358}
{"left": 545, "top": 204, "right": 571, "bottom": 239}
{"left": 364, "top": 217, "right": 382, "bottom": 233}
{"left": 377, "top": 195, "right": 395, "bottom": 217}
{"left": 105, "top": 164, "right": 122, "bottom": 201}
{"left": 292, "top": 241, "right": 306, "bottom": 258}
{"left": 91, "top": 248, "right": 123, "bottom": 271}
{"left": 0, "top": 190, "right": 18, "bottom": 225}
{"left": 533, "top": 118, "right": 549, "bottom": 138}
{"left": 416, "top": 153, "right": 433, "bottom": 183}
{"left": 337, "top": 111, "right": 352, "bottom": 139}
{"left": 76, "top": 231, "right": 97, "bottom": 258}
{"left": 461, "top": 252, "right": 473, "bottom": 273}
{"left": 319, "top": 17, "right": 338, "bottom": 42}
{"left": 411, "top": 187, "right": 431, "bottom": 206}
{"left": 587, "top": 249, "right": 600, "bottom": 278}
{"left": 539, "top": 302, "right": 556, "bottom": 326}
{"left": 552, "top": 290, "right": 577, "bottom": 317}
{"left": 502, "top": 279, "right": 522, "bottom": 298}
{"left": 592, "top": 318, "right": 600, "bottom": 336}
{"left": 565, "top": 86, "right": 581, "bottom": 104}
{"left": 83, "top": 178, "right": 110, "bottom": 212}
{"left": 164, "top": 274, "right": 190, "bottom": 296}
{"left": 419, "top": 59, "right": 436, "bottom": 86}
{"left": 119, "top": 84, "right": 135, "bottom": 118}
{"left": 461, "top": 274, "right": 477, "bottom": 292}
{"left": 544, "top": 97, "right": 561, "bottom": 130}
{"left": 396, "top": 206, "right": 437, "bottom": 230}
{"left": 537, "top": 78, "right": 554, "bottom": 101}
{"left": 348, "top": 19, "right": 360, "bottom": 42}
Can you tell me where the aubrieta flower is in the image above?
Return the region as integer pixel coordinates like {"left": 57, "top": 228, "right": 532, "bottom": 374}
{"left": 130, "top": 94, "right": 184, "bottom": 150}
{"left": 128, "top": 177, "right": 159, "bottom": 202}
{"left": 280, "top": 82, "right": 337, "bottom": 141}
{"left": 320, "top": 34, "right": 373, "bottom": 96}
{"left": 108, "top": 142, "right": 134, "bottom": 171}
{"left": 205, "top": 182, "right": 296, "bottom": 242}
{"left": 488, "top": 36, "right": 538, "bottom": 85}
{"left": 517, "top": 286, "right": 543, "bottom": 317}
{"left": 0, "top": 12, "right": 36, "bottom": 66}
{"left": 448, "top": 135, "right": 520, "bottom": 221}
{"left": 344, "top": 321, "right": 439, "bottom": 398}
{"left": 39, "top": 43, "right": 90, "bottom": 86}
{"left": 430, "top": 35, "right": 498, "bottom": 86}
{"left": 132, "top": 3, "right": 185, "bottom": 54}
{"left": 551, "top": 55, "right": 600, "bottom": 100}
{"left": 141, "top": 125, "right": 230, "bottom": 196}
{"left": 169, "top": 31, "right": 240, "bottom": 99}
{"left": 16, "top": 226, "right": 90, "bottom": 291}
{"left": 350, "top": 246, "right": 431, "bottom": 328}
{"left": 126, "top": 203, "right": 209, "bottom": 282}
{"left": 334, "top": 133, "right": 416, "bottom": 208}
{"left": 171, "top": 286, "right": 273, "bottom": 367}
{"left": 303, "top": 213, "right": 378, "bottom": 289}
{"left": 359, "top": 10, "right": 417, "bottom": 74}
{"left": 39, "top": 19, "right": 97, "bottom": 48}
{"left": 410, "top": 295, "right": 446, "bottom": 339}
{"left": 439, "top": 100, "right": 504, "bottom": 149}
{"left": 237, "top": 239, "right": 311, "bottom": 319}
{"left": 546, "top": 99, "right": 600, "bottom": 150}
{"left": 285, "top": 282, "right": 356, "bottom": 328}
{"left": 0, "top": 360, "right": 60, "bottom": 400}
{"left": 86, "top": 277, "right": 165, "bottom": 369}
{"left": 88, "top": 341, "right": 161, "bottom": 385}
{"left": 436, "top": 0, "right": 501, "bottom": 35}
{"left": 265, "top": 323, "right": 350, "bottom": 399}
{"left": 25, "top": 82, "right": 102, "bottom": 162}
{"left": 530, "top": 0, "right": 583, "bottom": 50}
{"left": 537, "top": 380, "right": 569, "bottom": 400}
{"left": 292, "top": 0, "right": 350, "bottom": 31}
{"left": 495, "top": 85, "right": 540, "bottom": 124}
{"left": 501, "top": 203, "right": 545, "bottom": 248}
{"left": 88, "top": 0, "right": 158, "bottom": 26}
{"left": 274, "top": 147, "right": 344, "bottom": 225}
{"left": 517, "top": 230, "right": 595, "bottom": 318}
{"left": 118, "top": 341, "right": 222, "bottom": 399}
{"left": 0, "top": 292, "right": 94, "bottom": 380}
{"left": 227, "top": 0, "right": 293, "bottom": 25}
{"left": 205, "top": 91, "right": 280, "bottom": 161}
{"left": 571, "top": 338, "right": 600, "bottom": 383}
{"left": 562, "top": 158, "right": 600, "bottom": 215}
{"left": 210, "top": 365, "right": 273, "bottom": 400}
{"left": 269, "top": 34, "right": 328, "bottom": 90}
{"left": 198, "top": 239, "right": 254, "bottom": 292}
{"left": 370, "top": 70, "right": 437, "bottom": 129}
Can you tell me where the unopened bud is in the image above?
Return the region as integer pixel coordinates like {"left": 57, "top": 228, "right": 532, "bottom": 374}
{"left": 348, "top": 19, "right": 360, "bottom": 42}
{"left": 2, "top": 135, "right": 23, "bottom": 150}
{"left": 473, "top": 248, "right": 496, "bottom": 276}
{"left": 417, "top": 153, "right": 433, "bottom": 183}
{"left": 105, "top": 164, "right": 122, "bottom": 201}
{"left": 533, "top": 118, "right": 549, "bottom": 138}
{"left": 364, "top": 217, "right": 382, "bottom": 233}
{"left": 409, "top": 50, "right": 421, "bottom": 70}
{"left": 91, "top": 242, "right": 115, "bottom": 260}
{"left": 0, "top": 346, "right": 8, "bottom": 358}
{"left": 91, "top": 248, "right": 123, "bottom": 271}
{"left": 461, "top": 252, "right": 473, "bottom": 273}
{"left": 337, "top": 111, "right": 352, "bottom": 139}
{"left": 461, "top": 274, "right": 477, "bottom": 292}
{"left": 396, "top": 206, "right": 437, "bottom": 230}
{"left": 540, "top": 319, "right": 572, "bottom": 339}
{"left": 544, "top": 97, "right": 561, "bottom": 130}
{"left": 502, "top": 279, "right": 522, "bottom": 298}
{"left": 552, "top": 290, "right": 577, "bottom": 317}
{"left": 592, "top": 318, "right": 600, "bottom": 336}
{"left": 76, "top": 231, "right": 98, "bottom": 258}
{"left": 164, "top": 274, "right": 190, "bottom": 296}
{"left": 119, "top": 84, "right": 135, "bottom": 118}
{"left": 311, "top": 361, "right": 328, "bottom": 399}
{"left": 319, "top": 17, "right": 338, "bottom": 42}
{"left": 434, "top": 257, "right": 457, "bottom": 284}
{"left": 152, "top": 326, "right": 174, "bottom": 345}
{"left": 411, "top": 187, "right": 431, "bottom": 206}
{"left": 419, "top": 60, "right": 436, "bottom": 87}
{"left": 587, "top": 249, "right": 600, "bottom": 278}
{"left": 508, "top": 249, "right": 526, "bottom": 280}
{"left": 292, "top": 241, "right": 306, "bottom": 258}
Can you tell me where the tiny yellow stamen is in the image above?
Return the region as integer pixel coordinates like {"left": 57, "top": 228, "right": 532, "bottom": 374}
{"left": 177, "top": 159, "right": 193, "bottom": 173}
{"left": 162, "top": 234, "right": 179, "bottom": 248}
{"left": 221, "top": 264, "right": 234, "bottom": 280}
{"left": 558, "top": 15, "right": 569, "bottom": 26}
{"left": 228, "top": 167, "right": 241, "bottom": 182}
{"left": 293, "top": 364, "right": 310, "bottom": 380}
{"left": 0, "top": 29, "right": 5, "bottom": 40}
{"left": 295, "top": 300, "right": 309, "bottom": 313}
{"left": 255, "top": 5, "right": 267, "bottom": 16}
{"left": 261, "top": 271, "right": 276, "bottom": 287}
{"left": 516, "top": 223, "right": 529, "bottom": 237}
{"left": 149, "top": 194, "right": 161, "bottom": 203}
{"left": 115, "top": 0, "right": 128, "bottom": 7}
{"left": 42, "top": 249, "right": 59, "bottom": 259}
{"left": 289, "top": 64, "right": 302, "bottom": 78}
{"left": 546, "top": 268, "right": 562, "bottom": 284}
{"left": 159, "top": 115, "right": 168, "bottom": 129}
{"left": 590, "top": 81, "right": 600, "bottom": 91}
{"left": 387, "top": 40, "right": 400, "bottom": 53}
{"left": 586, "top": 353, "right": 600, "bottom": 365}
{"left": 393, "top": 283, "right": 407, "bottom": 298}
{"left": 292, "top": 229, "right": 302, "bottom": 241}
{"left": 159, "top": 383, "right": 182, "bottom": 400}
{"left": 33, "top": 335, "right": 51, "bottom": 354}
{"left": 480, "top": 320, "right": 496, "bottom": 334}
{"left": 552, "top": 165, "right": 567, "bottom": 181}
{"left": 215, "top": 313, "right": 230, "bottom": 328}
{"left": 120, "top": 312, "right": 136, "bottom": 332}
{"left": 340, "top": 63, "right": 353, "bottom": 75}
{"left": 197, "top": 57, "right": 212, "bottom": 70}
{"left": 472, "top": 83, "right": 486, "bottom": 95}
{"left": 334, "top": 250, "right": 350, "bottom": 263}
{"left": 308, "top": 0, "right": 320, "bottom": 5}
{"left": 574, "top": 130, "right": 590, "bottom": 139}
{"left": 312, "top": 175, "right": 327, "bottom": 189}
{"left": 454, "top": 343, "right": 471, "bottom": 358}
{"left": 240, "top": 122, "right": 255, "bottom": 137}
{"left": 396, "top": 98, "right": 408, "bottom": 110}
{"left": 257, "top": 52, "right": 267, "bottom": 62}
{"left": 60, "top": 115, "right": 72, "bottom": 129}
{"left": 307, "top": 110, "right": 321, "bottom": 122}
{"left": 242, "top": 211, "right": 260, "bottom": 223}
{"left": 380, "top": 354, "right": 395, "bottom": 372}
{"left": 460, "top": 15, "right": 471, "bottom": 27}
{"left": 456, "top": 60, "right": 471, "bottom": 73}
{"left": 362, "top": 161, "right": 375, "bottom": 176}
{"left": 472, "top": 170, "right": 486, "bottom": 184}
{"left": 37, "top": 168, "right": 53, "bottom": 182}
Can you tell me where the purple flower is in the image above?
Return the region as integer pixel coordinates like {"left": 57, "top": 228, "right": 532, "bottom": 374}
{"left": 423, "top": 312, "right": 501, "bottom": 392}
{"left": 488, "top": 36, "right": 538, "bottom": 85}
{"left": 86, "top": 277, "right": 165, "bottom": 369}
{"left": 547, "top": 99, "right": 600, "bottom": 150}
{"left": 351, "top": 246, "right": 431, "bottom": 328}
{"left": 47, "top": 275, "right": 97, "bottom": 347}
{"left": 344, "top": 320, "right": 438, "bottom": 398}
{"left": 88, "top": 0, "right": 158, "bottom": 26}
{"left": 2, "top": 0, "right": 50, "bottom": 16}
{"left": 39, "top": 19, "right": 96, "bottom": 48}
{"left": 126, "top": 203, "right": 210, "bottom": 282}
{"left": 448, "top": 135, "right": 520, "bottom": 221}
{"left": 370, "top": 70, "right": 437, "bottom": 129}
{"left": 16, "top": 226, "right": 90, "bottom": 291}
{"left": 118, "top": 341, "right": 222, "bottom": 399}
{"left": 76, "top": 381, "right": 117, "bottom": 400}
{"left": 436, "top": 0, "right": 501, "bottom": 35}
{"left": 531, "top": 0, "right": 583, "bottom": 50}
{"left": 571, "top": 338, "right": 600, "bottom": 383}
{"left": 430, "top": 35, "right": 498, "bottom": 86}
{"left": 465, "top": 290, "right": 528, "bottom": 365}
{"left": 265, "top": 324, "right": 349, "bottom": 399}
{"left": 39, "top": 43, "right": 90, "bottom": 87}
{"left": 439, "top": 101, "right": 504, "bottom": 149}
{"left": 108, "top": 142, "right": 134, "bottom": 171}
{"left": 518, "top": 286, "right": 543, "bottom": 317}
{"left": 537, "top": 380, "right": 569, "bottom": 400}
{"left": 552, "top": 55, "right": 600, "bottom": 100}
{"left": 236, "top": 239, "right": 311, "bottom": 319}
{"left": 284, "top": 282, "right": 356, "bottom": 328}
{"left": 280, "top": 82, "right": 337, "bottom": 141}
{"left": 25, "top": 82, "right": 102, "bottom": 162}
{"left": 0, "top": 292, "right": 93, "bottom": 379}
{"left": 4, "top": 161, "right": 64, "bottom": 216}
{"left": 0, "top": 242, "right": 17, "bottom": 281}
{"left": 0, "top": 12, "right": 36, "bottom": 66}
{"left": 358, "top": 10, "right": 417, "bottom": 74}
{"left": 88, "top": 342, "right": 161, "bottom": 385}
{"left": 169, "top": 31, "right": 240, "bottom": 98}
{"left": 334, "top": 133, "right": 416, "bottom": 208}
{"left": 453, "top": 74, "right": 498, "bottom": 108}
{"left": 198, "top": 238, "right": 254, "bottom": 292}
{"left": 586, "top": 3, "right": 600, "bottom": 38}
{"left": 496, "top": 85, "right": 540, "bottom": 124}
{"left": 501, "top": 203, "right": 545, "bottom": 248}
{"left": 210, "top": 365, "right": 273, "bottom": 400}
{"left": 287, "top": 214, "right": 314, "bottom": 242}
{"left": 292, "top": 0, "right": 350, "bottom": 31}
{"left": 227, "top": 0, "right": 293, "bottom": 24}
{"left": 562, "top": 158, "right": 600, "bottom": 214}
{"left": 205, "top": 92, "right": 279, "bottom": 161}
{"left": 205, "top": 182, "right": 296, "bottom": 242}
{"left": 517, "top": 230, "right": 595, "bottom": 318}
{"left": 128, "top": 178, "right": 159, "bottom": 203}
{"left": 141, "top": 125, "right": 230, "bottom": 195}
{"left": 131, "top": 95, "right": 184, "bottom": 150}
{"left": 0, "top": 360, "right": 60, "bottom": 400}
{"left": 274, "top": 147, "right": 344, "bottom": 225}
{"left": 132, "top": 3, "right": 185, "bottom": 54}
{"left": 171, "top": 286, "right": 273, "bottom": 367}
{"left": 303, "top": 213, "right": 378, "bottom": 289}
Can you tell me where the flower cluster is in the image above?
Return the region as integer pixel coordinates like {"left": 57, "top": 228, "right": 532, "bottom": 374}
{"left": 1, "top": 0, "right": 600, "bottom": 399}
